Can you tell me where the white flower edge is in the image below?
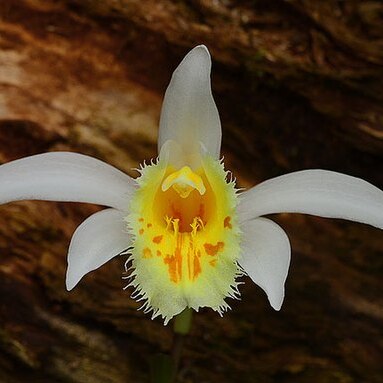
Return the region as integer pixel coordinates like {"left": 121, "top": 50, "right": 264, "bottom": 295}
{"left": 158, "top": 45, "right": 221, "bottom": 168}
{"left": 66, "top": 208, "right": 130, "bottom": 290}
{"left": 0, "top": 152, "right": 136, "bottom": 210}
{"left": 239, "top": 217, "right": 291, "bottom": 310}
{"left": 238, "top": 169, "right": 383, "bottom": 229}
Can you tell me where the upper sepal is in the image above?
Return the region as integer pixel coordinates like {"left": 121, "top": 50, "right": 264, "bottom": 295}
{"left": 158, "top": 45, "right": 221, "bottom": 167}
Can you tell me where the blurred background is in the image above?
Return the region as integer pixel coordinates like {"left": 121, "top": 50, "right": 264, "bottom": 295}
{"left": 0, "top": 0, "right": 382, "bottom": 382}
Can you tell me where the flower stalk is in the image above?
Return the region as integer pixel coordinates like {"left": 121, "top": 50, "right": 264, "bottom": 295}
{"left": 150, "top": 309, "right": 193, "bottom": 383}
{"left": 173, "top": 308, "right": 193, "bottom": 335}
{"left": 172, "top": 309, "right": 193, "bottom": 381}
{"left": 150, "top": 353, "right": 173, "bottom": 383}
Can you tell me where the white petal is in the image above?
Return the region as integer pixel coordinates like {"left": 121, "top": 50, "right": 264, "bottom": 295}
{"left": 66, "top": 208, "right": 129, "bottom": 290}
{"left": 238, "top": 170, "right": 383, "bottom": 229}
{"left": 158, "top": 45, "right": 221, "bottom": 165}
{"left": 0, "top": 152, "right": 136, "bottom": 210}
{"left": 239, "top": 218, "right": 291, "bottom": 310}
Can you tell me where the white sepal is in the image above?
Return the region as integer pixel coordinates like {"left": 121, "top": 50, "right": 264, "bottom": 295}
{"left": 0, "top": 152, "right": 136, "bottom": 210}
{"left": 238, "top": 170, "right": 383, "bottom": 229}
{"left": 158, "top": 45, "right": 221, "bottom": 165}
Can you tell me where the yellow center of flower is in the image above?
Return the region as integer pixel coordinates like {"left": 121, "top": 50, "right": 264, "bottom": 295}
{"left": 126, "top": 156, "right": 241, "bottom": 323}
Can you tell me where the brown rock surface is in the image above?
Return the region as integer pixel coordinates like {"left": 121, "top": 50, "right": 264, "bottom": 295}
{"left": 0, "top": 1, "right": 382, "bottom": 382}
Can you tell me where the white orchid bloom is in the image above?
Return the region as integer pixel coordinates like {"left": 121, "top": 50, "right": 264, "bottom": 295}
{"left": 0, "top": 45, "right": 382, "bottom": 324}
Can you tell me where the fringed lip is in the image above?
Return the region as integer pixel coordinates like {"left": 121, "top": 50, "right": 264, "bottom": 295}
{"left": 124, "top": 155, "right": 241, "bottom": 324}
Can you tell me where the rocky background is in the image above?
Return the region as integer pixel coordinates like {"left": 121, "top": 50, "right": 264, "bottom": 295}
{"left": 0, "top": 0, "right": 382, "bottom": 382}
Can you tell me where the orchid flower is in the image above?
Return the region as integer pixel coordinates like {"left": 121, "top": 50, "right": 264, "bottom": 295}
{"left": 1, "top": 45, "right": 382, "bottom": 325}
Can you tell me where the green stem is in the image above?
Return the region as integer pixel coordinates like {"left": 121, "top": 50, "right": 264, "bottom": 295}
{"left": 171, "top": 309, "right": 193, "bottom": 382}
{"left": 173, "top": 308, "right": 193, "bottom": 335}
{"left": 149, "top": 309, "right": 193, "bottom": 383}
{"left": 150, "top": 354, "right": 173, "bottom": 383}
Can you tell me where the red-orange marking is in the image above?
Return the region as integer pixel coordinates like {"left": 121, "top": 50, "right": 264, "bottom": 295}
{"left": 198, "top": 204, "right": 205, "bottom": 219}
{"left": 139, "top": 218, "right": 144, "bottom": 222}
{"left": 139, "top": 228, "right": 144, "bottom": 235}
{"left": 152, "top": 235, "right": 163, "bottom": 244}
{"left": 147, "top": 223, "right": 152, "bottom": 228}
{"left": 204, "top": 241, "right": 224, "bottom": 256}
{"left": 187, "top": 247, "right": 192, "bottom": 280}
{"left": 209, "top": 259, "right": 217, "bottom": 267}
{"left": 156, "top": 250, "right": 162, "bottom": 257}
{"left": 164, "top": 237, "right": 183, "bottom": 283}
{"left": 224, "top": 216, "right": 232, "bottom": 229}
{"left": 193, "top": 254, "right": 202, "bottom": 279}
{"left": 164, "top": 255, "right": 180, "bottom": 283}
{"left": 143, "top": 247, "right": 152, "bottom": 258}
{"left": 164, "top": 255, "right": 176, "bottom": 282}
{"left": 175, "top": 243, "right": 182, "bottom": 282}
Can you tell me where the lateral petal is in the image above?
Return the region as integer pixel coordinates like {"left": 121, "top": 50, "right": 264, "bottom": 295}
{"left": 66, "top": 208, "right": 130, "bottom": 290}
{"left": 239, "top": 218, "right": 291, "bottom": 310}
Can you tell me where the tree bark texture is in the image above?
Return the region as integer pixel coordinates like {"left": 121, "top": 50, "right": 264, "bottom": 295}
{"left": 0, "top": 1, "right": 382, "bottom": 382}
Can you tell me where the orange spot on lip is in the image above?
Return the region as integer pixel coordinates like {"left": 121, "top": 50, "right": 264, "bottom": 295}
{"left": 164, "top": 237, "right": 183, "bottom": 283}
{"left": 204, "top": 242, "right": 224, "bottom": 256}
{"left": 209, "top": 259, "right": 217, "bottom": 267}
{"left": 175, "top": 244, "right": 182, "bottom": 281}
{"left": 139, "top": 228, "right": 144, "bottom": 235}
{"left": 147, "top": 223, "right": 152, "bottom": 228}
{"left": 198, "top": 204, "right": 205, "bottom": 220}
{"left": 139, "top": 218, "right": 144, "bottom": 222}
{"left": 153, "top": 235, "right": 163, "bottom": 244}
{"left": 224, "top": 216, "right": 232, "bottom": 229}
{"left": 164, "top": 254, "right": 181, "bottom": 283}
{"left": 156, "top": 250, "right": 162, "bottom": 257}
{"left": 143, "top": 248, "right": 152, "bottom": 258}
{"left": 193, "top": 253, "right": 201, "bottom": 279}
